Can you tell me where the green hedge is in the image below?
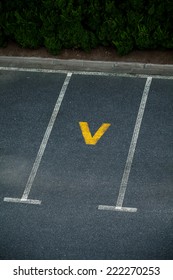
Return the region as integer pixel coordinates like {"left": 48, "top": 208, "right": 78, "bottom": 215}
{"left": 1, "top": 0, "right": 173, "bottom": 55}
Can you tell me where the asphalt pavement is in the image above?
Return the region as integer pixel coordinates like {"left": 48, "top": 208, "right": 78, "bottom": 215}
{"left": 0, "top": 69, "right": 173, "bottom": 260}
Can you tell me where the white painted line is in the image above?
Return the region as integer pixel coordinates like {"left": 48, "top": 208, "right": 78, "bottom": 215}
{"left": 1, "top": 66, "right": 173, "bottom": 79}
{"left": 0, "top": 66, "right": 68, "bottom": 74}
{"left": 98, "top": 77, "right": 152, "bottom": 213}
{"left": 4, "top": 72, "right": 72, "bottom": 205}
{"left": 115, "top": 77, "right": 152, "bottom": 208}
{"left": 98, "top": 205, "right": 137, "bottom": 212}
{"left": 4, "top": 197, "right": 41, "bottom": 205}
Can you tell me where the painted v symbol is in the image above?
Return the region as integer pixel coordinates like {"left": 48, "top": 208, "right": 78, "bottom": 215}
{"left": 79, "top": 122, "right": 111, "bottom": 145}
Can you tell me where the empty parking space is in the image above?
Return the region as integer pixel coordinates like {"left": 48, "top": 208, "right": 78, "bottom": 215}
{"left": 27, "top": 74, "right": 147, "bottom": 208}
{"left": 124, "top": 78, "right": 173, "bottom": 212}
{"left": 0, "top": 69, "right": 173, "bottom": 260}
{"left": 0, "top": 71, "right": 66, "bottom": 200}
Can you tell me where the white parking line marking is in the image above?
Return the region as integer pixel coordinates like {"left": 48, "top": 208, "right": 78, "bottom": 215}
{"left": 98, "top": 205, "right": 137, "bottom": 212}
{"left": 98, "top": 77, "right": 152, "bottom": 213}
{"left": 1, "top": 66, "right": 173, "bottom": 80}
{"left": 4, "top": 72, "right": 72, "bottom": 205}
{"left": 3, "top": 198, "right": 41, "bottom": 205}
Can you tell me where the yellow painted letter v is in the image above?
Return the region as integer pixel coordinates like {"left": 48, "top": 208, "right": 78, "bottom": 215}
{"left": 79, "top": 122, "right": 111, "bottom": 145}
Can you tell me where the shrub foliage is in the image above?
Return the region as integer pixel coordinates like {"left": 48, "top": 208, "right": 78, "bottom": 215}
{"left": 1, "top": 0, "right": 173, "bottom": 54}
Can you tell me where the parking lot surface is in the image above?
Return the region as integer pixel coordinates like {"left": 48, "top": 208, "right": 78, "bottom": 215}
{"left": 0, "top": 69, "right": 173, "bottom": 259}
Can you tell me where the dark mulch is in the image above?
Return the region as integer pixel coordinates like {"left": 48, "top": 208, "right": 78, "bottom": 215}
{"left": 1, "top": 41, "right": 173, "bottom": 64}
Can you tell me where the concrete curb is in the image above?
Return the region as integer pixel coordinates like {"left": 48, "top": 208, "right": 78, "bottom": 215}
{"left": 0, "top": 56, "right": 173, "bottom": 75}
